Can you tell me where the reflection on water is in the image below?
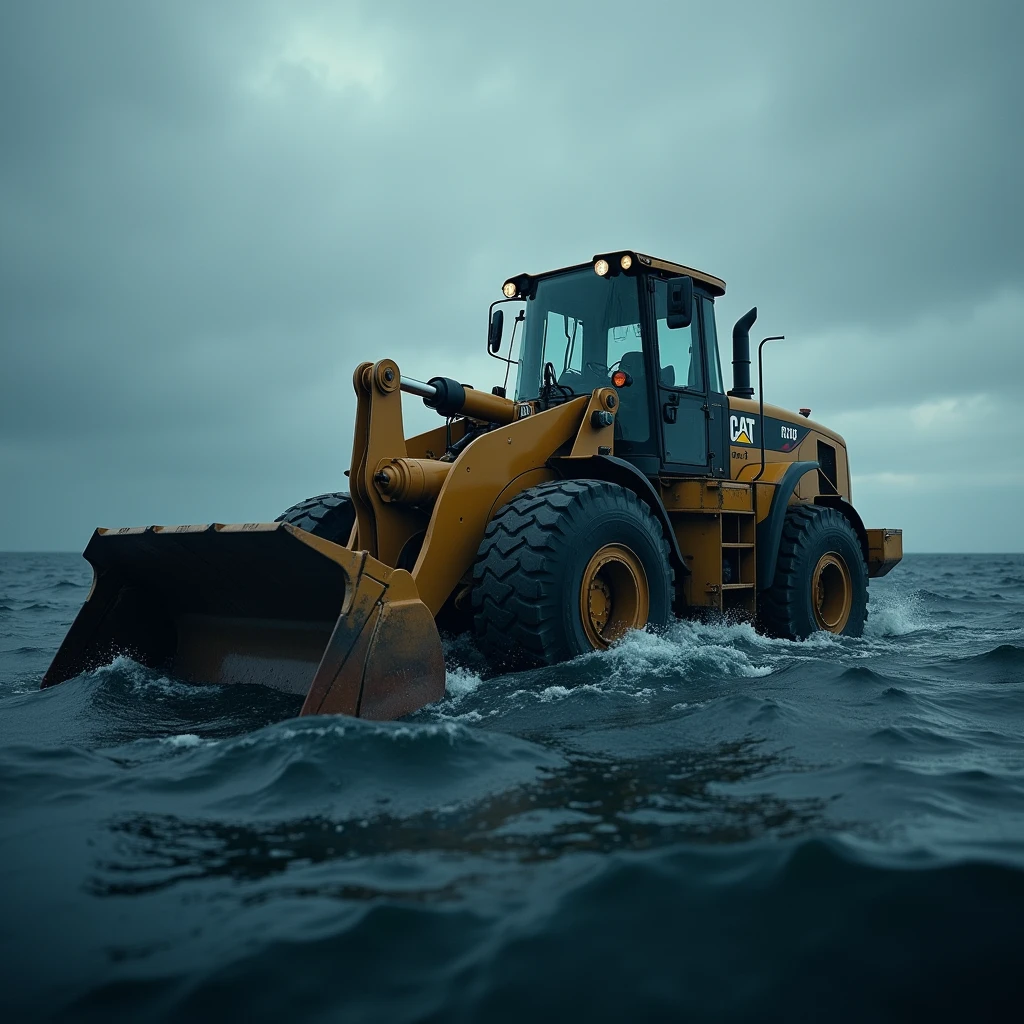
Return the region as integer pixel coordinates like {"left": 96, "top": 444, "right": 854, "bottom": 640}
{"left": 90, "top": 739, "right": 830, "bottom": 900}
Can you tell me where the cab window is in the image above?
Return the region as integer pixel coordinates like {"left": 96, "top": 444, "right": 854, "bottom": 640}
{"left": 516, "top": 269, "right": 650, "bottom": 446}
{"left": 702, "top": 296, "right": 724, "bottom": 394}
{"left": 653, "top": 279, "right": 703, "bottom": 391}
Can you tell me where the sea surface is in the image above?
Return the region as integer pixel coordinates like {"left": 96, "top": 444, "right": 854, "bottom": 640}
{"left": 1, "top": 552, "right": 1023, "bottom": 1021}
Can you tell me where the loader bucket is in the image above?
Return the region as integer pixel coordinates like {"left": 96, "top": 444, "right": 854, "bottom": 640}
{"left": 41, "top": 522, "right": 446, "bottom": 720}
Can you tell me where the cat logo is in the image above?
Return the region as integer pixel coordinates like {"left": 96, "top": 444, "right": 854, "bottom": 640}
{"left": 730, "top": 414, "right": 756, "bottom": 445}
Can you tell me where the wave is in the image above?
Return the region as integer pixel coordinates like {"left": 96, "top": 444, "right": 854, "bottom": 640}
{"left": 6, "top": 552, "right": 1024, "bottom": 1024}
{"left": 0, "top": 600, "right": 62, "bottom": 613}
{"left": 837, "top": 666, "right": 898, "bottom": 685}
{"left": 0, "top": 656, "right": 303, "bottom": 751}
{"left": 18, "top": 837, "right": 1023, "bottom": 1024}
{"left": 941, "top": 645, "right": 1024, "bottom": 686}
{"left": 42, "top": 578, "right": 90, "bottom": 590}
{"left": 600, "top": 621, "right": 775, "bottom": 680}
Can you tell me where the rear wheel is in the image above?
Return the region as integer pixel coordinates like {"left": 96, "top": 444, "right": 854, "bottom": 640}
{"left": 275, "top": 493, "right": 355, "bottom": 546}
{"left": 759, "top": 505, "right": 867, "bottom": 639}
{"left": 472, "top": 480, "right": 674, "bottom": 669}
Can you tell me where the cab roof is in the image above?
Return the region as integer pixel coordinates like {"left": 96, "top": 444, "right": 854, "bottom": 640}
{"left": 503, "top": 250, "right": 726, "bottom": 299}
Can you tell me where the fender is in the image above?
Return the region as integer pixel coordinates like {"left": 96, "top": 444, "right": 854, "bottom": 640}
{"left": 756, "top": 461, "right": 819, "bottom": 590}
{"left": 548, "top": 454, "right": 690, "bottom": 576}
{"left": 814, "top": 494, "right": 870, "bottom": 564}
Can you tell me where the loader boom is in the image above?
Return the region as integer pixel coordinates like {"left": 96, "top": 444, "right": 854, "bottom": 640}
{"left": 42, "top": 359, "right": 623, "bottom": 718}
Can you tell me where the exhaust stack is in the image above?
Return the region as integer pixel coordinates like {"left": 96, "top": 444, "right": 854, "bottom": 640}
{"left": 728, "top": 307, "right": 758, "bottom": 399}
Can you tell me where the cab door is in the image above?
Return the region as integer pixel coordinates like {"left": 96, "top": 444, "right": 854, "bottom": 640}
{"left": 651, "top": 278, "right": 710, "bottom": 473}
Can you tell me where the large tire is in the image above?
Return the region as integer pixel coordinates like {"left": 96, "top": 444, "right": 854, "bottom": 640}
{"left": 759, "top": 505, "right": 868, "bottom": 640}
{"left": 275, "top": 492, "right": 355, "bottom": 546}
{"left": 472, "top": 480, "right": 674, "bottom": 669}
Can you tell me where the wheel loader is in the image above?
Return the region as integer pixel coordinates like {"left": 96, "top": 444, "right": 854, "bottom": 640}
{"left": 42, "top": 250, "right": 903, "bottom": 719}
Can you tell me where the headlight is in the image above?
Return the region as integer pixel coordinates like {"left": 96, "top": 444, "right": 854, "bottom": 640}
{"left": 594, "top": 259, "right": 609, "bottom": 277}
{"left": 620, "top": 254, "right": 632, "bottom": 270}
{"left": 502, "top": 281, "right": 517, "bottom": 298}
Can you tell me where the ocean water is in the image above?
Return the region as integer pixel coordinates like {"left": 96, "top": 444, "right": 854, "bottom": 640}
{"left": 1, "top": 552, "right": 1023, "bottom": 1021}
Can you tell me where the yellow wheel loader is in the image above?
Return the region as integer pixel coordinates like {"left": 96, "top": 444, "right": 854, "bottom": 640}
{"left": 43, "top": 251, "right": 903, "bottom": 719}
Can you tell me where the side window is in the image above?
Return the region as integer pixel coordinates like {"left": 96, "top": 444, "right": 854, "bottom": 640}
{"left": 702, "top": 296, "right": 724, "bottom": 394}
{"left": 543, "top": 312, "right": 584, "bottom": 378}
{"left": 653, "top": 279, "right": 703, "bottom": 391}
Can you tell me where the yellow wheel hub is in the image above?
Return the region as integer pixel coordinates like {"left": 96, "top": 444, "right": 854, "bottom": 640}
{"left": 580, "top": 543, "right": 649, "bottom": 649}
{"left": 811, "top": 552, "right": 853, "bottom": 632}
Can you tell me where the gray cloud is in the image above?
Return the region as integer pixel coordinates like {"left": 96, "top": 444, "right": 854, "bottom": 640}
{"left": 1, "top": 0, "right": 1022, "bottom": 551}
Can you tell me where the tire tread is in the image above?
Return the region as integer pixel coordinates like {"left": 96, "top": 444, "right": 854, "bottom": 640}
{"left": 759, "top": 504, "right": 868, "bottom": 639}
{"left": 472, "top": 480, "right": 673, "bottom": 668}
{"left": 275, "top": 492, "right": 355, "bottom": 545}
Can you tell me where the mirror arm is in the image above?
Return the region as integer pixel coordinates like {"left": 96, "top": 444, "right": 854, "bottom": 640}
{"left": 486, "top": 297, "right": 525, "bottom": 364}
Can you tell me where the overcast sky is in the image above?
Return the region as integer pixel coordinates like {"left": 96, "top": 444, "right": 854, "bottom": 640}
{"left": 1, "top": 0, "right": 1022, "bottom": 552}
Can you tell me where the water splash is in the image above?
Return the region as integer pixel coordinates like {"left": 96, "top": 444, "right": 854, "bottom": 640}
{"left": 596, "top": 622, "right": 775, "bottom": 681}
{"left": 866, "top": 585, "right": 927, "bottom": 637}
{"left": 445, "top": 665, "right": 486, "bottom": 700}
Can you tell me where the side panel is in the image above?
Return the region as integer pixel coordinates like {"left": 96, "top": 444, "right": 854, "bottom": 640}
{"left": 726, "top": 396, "right": 851, "bottom": 503}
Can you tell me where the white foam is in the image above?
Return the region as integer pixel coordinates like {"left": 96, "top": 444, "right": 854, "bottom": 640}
{"left": 538, "top": 684, "right": 572, "bottom": 701}
{"left": 445, "top": 665, "right": 485, "bottom": 699}
{"left": 162, "top": 733, "right": 205, "bottom": 748}
{"left": 267, "top": 718, "right": 469, "bottom": 746}
{"left": 594, "top": 621, "right": 775, "bottom": 682}
{"left": 439, "top": 708, "right": 486, "bottom": 723}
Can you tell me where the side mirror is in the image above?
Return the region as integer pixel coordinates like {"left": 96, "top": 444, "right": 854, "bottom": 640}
{"left": 666, "top": 276, "right": 693, "bottom": 330}
{"left": 487, "top": 309, "right": 504, "bottom": 353}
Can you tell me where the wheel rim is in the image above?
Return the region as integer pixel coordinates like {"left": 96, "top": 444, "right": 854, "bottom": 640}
{"left": 580, "top": 543, "right": 650, "bottom": 649}
{"left": 811, "top": 552, "right": 853, "bottom": 632}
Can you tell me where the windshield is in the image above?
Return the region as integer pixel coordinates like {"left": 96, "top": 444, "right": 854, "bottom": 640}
{"left": 513, "top": 270, "right": 650, "bottom": 443}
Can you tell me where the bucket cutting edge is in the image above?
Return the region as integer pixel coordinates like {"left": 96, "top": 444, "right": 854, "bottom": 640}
{"left": 40, "top": 522, "right": 446, "bottom": 721}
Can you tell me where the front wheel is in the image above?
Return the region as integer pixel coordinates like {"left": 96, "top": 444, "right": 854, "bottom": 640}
{"left": 275, "top": 492, "right": 355, "bottom": 546}
{"left": 759, "top": 505, "right": 868, "bottom": 639}
{"left": 471, "top": 480, "right": 674, "bottom": 669}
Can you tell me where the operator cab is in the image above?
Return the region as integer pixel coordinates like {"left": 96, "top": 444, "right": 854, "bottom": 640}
{"left": 497, "top": 251, "right": 730, "bottom": 479}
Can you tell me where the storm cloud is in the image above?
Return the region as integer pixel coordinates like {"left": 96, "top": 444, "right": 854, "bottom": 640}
{"left": 1, "top": 0, "right": 1022, "bottom": 551}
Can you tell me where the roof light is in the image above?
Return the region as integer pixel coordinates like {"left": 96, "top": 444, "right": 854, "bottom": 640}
{"left": 594, "top": 259, "right": 609, "bottom": 277}
{"left": 620, "top": 254, "right": 632, "bottom": 270}
{"left": 502, "top": 281, "right": 517, "bottom": 298}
